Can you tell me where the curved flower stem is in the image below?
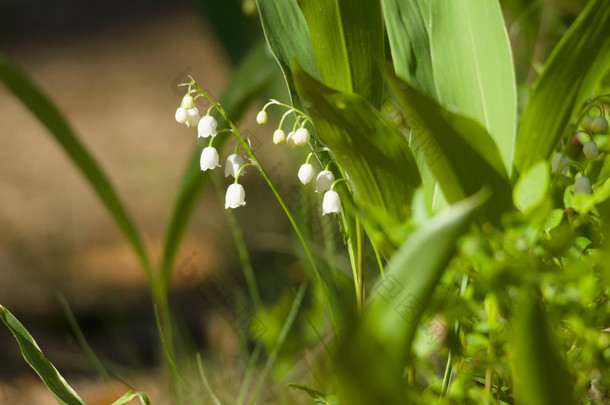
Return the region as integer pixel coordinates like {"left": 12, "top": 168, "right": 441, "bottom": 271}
{"left": 234, "top": 162, "right": 257, "bottom": 183}
{"left": 192, "top": 82, "right": 340, "bottom": 335}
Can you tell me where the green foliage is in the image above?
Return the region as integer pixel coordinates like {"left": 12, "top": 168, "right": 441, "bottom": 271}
{"left": 514, "top": 0, "right": 610, "bottom": 175}
{"left": 297, "top": 0, "right": 384, "bottom": 108}
{"left": 429, "top": 0, "right": 517, "bottom": 173}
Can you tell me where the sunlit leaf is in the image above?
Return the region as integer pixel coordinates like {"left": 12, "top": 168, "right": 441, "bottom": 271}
{"left": 387, "top": 71, "right": 513, "bottom": 221}
{"left": 110, "top": 390, "right": 151, "bottom": 405}
{"left": 430, "top": 0, "right": 517, "bottom": 173}
{"left": 381, "top": 0, "right": 435, "bottom": 98}
{"left": 336, "top": 192, "right": 487, "bottom": 405}
{"left": 513, "top": 160, "right": 549, "bottom": 213}
{"left": 298, "top": 0, "right": 384, "bottom": 108}
{"left": 514, "top": 0, "right": 610, "bottom": 175}
{"left": 0, "top": 305, "right": 86, "bottom": 405}
{"left": 294, "top": 66, "right": 421, "bottom": 253}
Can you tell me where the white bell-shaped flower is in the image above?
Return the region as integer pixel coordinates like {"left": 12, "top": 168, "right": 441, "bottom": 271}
{"left": 273, "top": 129, "right": 286, "bottom": 145}
{"left": 298, "top": 163, "right": 314, "bottom": 184}
{"left": 198, "top": 115, "right": 218, "bottom": 138}
{"left": 225, "top": 183, "right": 246, "bottom": 209}
{"left": 200, "top": 146, "right": 221, "bottom": 171}
{"left": 181, "top": 94, "right": 195, "bottom": 110}
{"left": 185, "top": 107, "right": 201, "bottom": 128}
{"left": 551, "top": 153, "right": 569, "bottom": 175}
{"left": 316, "top": 170, "right": 335, "bottom": 193}
{"left": 293, "top": 128, "right": 310, "bottom": 146}
{"left": 322, "top": 190, "right": 341, "bottom": 215}
{"left": 286, "top": 132, "right": 297, "bottom": 148}
{"left": 225, "top": 154, "right": 247, "bottom": 178}
{"left": 583, "top": 141, "right": 598, "bottom": 160}
{"left": 256, "top": 110, "right": 268, "bottom": 125}
{"left": 574, "top": 176, "right": 592, "bottom": 196}
{"left": 175, "top": 107, "right": 188, "bottom": 124}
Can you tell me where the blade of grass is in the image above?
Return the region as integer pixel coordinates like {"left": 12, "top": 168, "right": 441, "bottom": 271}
{"left": 196, "top": 353, "right": 224, "bottom": 405}
{"left": 0, "top": 55, "right": 154, "bottom": 284}
{"left": 56, "top": 293, "right": 111, "bottom": 383}
{"left": 0, "top": 305, "right": 86, "bottom": 405}
{"left": 335, "top": 191, "right": 487, "bottom": 405}
{"left": 109, "top": 390, "right": 151, "bottom": 405}
{"left": 249, "top": 283, "right": 307, "bottom": 404}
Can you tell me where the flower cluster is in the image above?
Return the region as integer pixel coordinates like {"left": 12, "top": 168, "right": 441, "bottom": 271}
{"left": 256, "top": 101, "right": 348, "bottom": 215}
{"left": 175, "top": 85, "right": 253, "bottom": 209}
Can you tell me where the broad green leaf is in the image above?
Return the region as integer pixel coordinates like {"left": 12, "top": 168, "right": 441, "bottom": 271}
{"left": 513, "top": 160, "right": 549, "bottom": 213}
{"left": 430, "top": 0, "right": 517, "bottom": 174}
{"left": 160, "top": 41, "right": 278, "bottom": 286}
{"left": 0, "top": 55, "right": 153, "bottom": 281}
{"left": 255, "top": 0, "right": 320, "bottom": 107}
{"left": 298, "top": 0, "right": 384, "bottom": 108}
{"left": 514, "top": 0, "right": 610, "bottom": 175}
{"left": 293, "top": 66, "right": 421, "bottom": 252}
{"left": 381, "top": 0, "right": 435, "bottom": 98}
{"left": 511, "top": 290, "right": 577, "bottom": 405}
{"left": 336, "top": 192, "right": 487, "bottom": 405}
{"left": 110, "top": 390, "right": 151, "bottom": 405}
{"left": 0, "top": 305, "right": 86, "bottom": 405}
{"left": 387, "top": 71, "right": 513, "bottom": 220}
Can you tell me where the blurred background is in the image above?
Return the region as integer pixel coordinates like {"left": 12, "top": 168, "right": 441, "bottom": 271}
{"left": 0, "top": 0, "right": 590, "bottom": 403}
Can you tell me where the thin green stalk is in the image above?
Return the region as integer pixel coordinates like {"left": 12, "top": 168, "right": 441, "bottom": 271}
{"left": 249, "top": 284, "right": 308, "bottom": 404}
{"left": 196, "top": 353, "right": 223, "bottom": 405}
{"left": 440, "top": 274, "right": 470, "bottom": 398}
{"left": 192, "top": 82, "right": 339, "bottom": 335}
{"left": 153, "top": 306, "right": 195, "bottom": 404}
{"left": 237, "top": 344, "right": 263, "bottom": 405}
{"left": 352, "top": 218, "right": 364, "bottom": 313}
{"left": 212, "top": 174, "right": 263, "bottom": 311}
{"left": 57, "top": 293, "right": 112, "bottom": 383}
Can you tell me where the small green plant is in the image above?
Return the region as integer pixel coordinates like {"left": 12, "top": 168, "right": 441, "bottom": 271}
{"left": 1, "top": 0, "right": 610, "bottom": 404}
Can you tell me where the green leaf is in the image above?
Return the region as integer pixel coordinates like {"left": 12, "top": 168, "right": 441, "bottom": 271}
{"left": 381, "top": 0, "right": 435, "bottom": 98}
{"left": 513, "top": 160, "right": 549, "bottom": 213}
{"left": 514, "top": 0, "right": 610, "bottom": 175}
{"left": 511, "top": 290, "right": 577, "bottom": 405}
{"left": 0, "top": 55, "right": 153, "bottom": 281}
{"left": 110, "top": 390, "right": 151, "bottom": 405}
{"left": 255, "top": 0, "right": 320, "bottom": 107}
{"left": 293, "top": 66, "right": 421, "bottom": 252}
{"left": 0, "top": 305, "right": 86, "bottom": 405}
{"left": 386, "top": 71, "right": 513, "bottom": 220}
{"left": 336, "top": 192, "right": 487, "bottom": 405}
{"left": 430, "top": 0, "right": 517, "bottom": 174}
{"left": 298, "top": 0, "right": 385, "bottom": 108}
{"left": 160, "top": 41, "right": 279, "bottom": 287}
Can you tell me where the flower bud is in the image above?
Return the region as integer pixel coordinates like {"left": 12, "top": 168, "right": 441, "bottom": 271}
{"left": 273, "top": 129, "right": 286, "bottom": 145}
{"left": 286, "top": 132, "right": 297, "bottom": 148}
{"left": 200, "top": 146, "right": 221, "bottom": 171}
{"left": 225, "top": 154, "right": 247, "bottom": 178}
{"left": 225, "top": 183, "right": 246, "bottom": 209}
{"left": 574, "top": 176, "right": 592, "bottom": 196}
{"left": 581, "top": 115, "right": 593, "bottom": 132}
{"left": 590, "top": 116, "right": 609, "bottom": 134}
{"left": 293, "top": 128, "right": 310, "bottom": 146}
{"left": 181, "top": 94, "right": 195, "bottom": 110}
{"left": 185, "top": 108, "right": 201, "bottom": 128}
{"left": 175, "top": 107, "right": 188, "bottom": 124}
{"left": 298, "top": 163, "right": 314, "bottom": 184}
{"left": 316, "top": 170, "right": 335, "bottom": 193}
{"left": 198, "top": 115, "right": 218, "bottom": 138}
{"left": 322, "top": 190, "right": 341, "bottom": 215}
{"left": 583, "top": 141, "right": 598, "bottom": 160}
{"left": 256, "top": 110, "right": 268, "bottom": 125}
{"left": 551, "top": 153, "right": 569, "bottom": 175}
